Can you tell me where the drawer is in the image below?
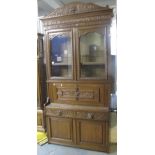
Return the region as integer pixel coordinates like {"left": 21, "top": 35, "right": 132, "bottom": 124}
{"left": 46, "top": 109, "right": 76, "bottom": 118}
{"left": 46, "top": 108, "right": 109, "bottom": 121}
{"left": 76, "top": 111, "right": 109, "bottom": 121}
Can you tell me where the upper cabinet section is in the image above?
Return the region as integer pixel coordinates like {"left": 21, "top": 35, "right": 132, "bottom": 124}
{"left": 41, "top": 2, "right": 113, "bottom": 81}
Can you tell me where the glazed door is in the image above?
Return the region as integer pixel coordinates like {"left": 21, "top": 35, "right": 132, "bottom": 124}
{"left": 76, "top": 26, "right": 108, "bottom": 80}
{"left": 47, "top": 29, "right": 74, "bottom": 80}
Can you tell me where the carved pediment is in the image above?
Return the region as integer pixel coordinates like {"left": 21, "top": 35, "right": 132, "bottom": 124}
{"left": 42, "top": 2, "right": 109, "bottom": 19}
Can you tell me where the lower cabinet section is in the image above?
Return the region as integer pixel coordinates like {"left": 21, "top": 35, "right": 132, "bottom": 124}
{"left": 46, "top": 104, "right": 109, "bottom": 152}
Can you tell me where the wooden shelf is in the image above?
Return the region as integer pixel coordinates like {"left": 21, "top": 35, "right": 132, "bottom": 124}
{"left": 81, "top": 62, "right": 105, "bottom": 65}
{"left": 52, "top": 62, "right": 71, "bottom": 66}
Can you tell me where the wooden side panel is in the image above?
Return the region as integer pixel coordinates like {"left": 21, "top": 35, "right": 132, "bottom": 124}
{"left": 37, "top": 110, "right": 45, "bottom": 132}
{"left": 104, "top": 84, "right": 112, "bottom": 107}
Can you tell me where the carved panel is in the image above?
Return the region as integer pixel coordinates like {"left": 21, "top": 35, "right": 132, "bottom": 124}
{"left": 57, "top": 89, "right": 76, "bottom": 102}
{"left": 57, "top": 89, "right": 76, "bottom": 98}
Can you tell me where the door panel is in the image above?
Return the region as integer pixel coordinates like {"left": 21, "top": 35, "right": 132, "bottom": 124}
{"left": 47, "top": 117, "right": 74, "bottom": 144}
{"left": 76, "top": 119, "right": 109, "bottom": 151}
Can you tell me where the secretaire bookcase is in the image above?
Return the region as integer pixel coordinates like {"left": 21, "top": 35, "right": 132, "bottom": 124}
{"left": 40, "top": 2, "right": 114, "bottom": 152}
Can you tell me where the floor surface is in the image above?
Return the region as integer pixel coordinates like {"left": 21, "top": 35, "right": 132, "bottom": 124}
{"left": 37, "top": 143, "right": 117, "bottom": 155}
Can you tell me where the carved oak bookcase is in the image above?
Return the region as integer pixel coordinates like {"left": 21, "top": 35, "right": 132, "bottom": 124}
{"left": 40, "top": 2, "right": 113, "bottom": 152}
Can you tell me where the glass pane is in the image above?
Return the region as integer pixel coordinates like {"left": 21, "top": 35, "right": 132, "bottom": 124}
{"left": 80, "top": 32, "right": 106, "bottom": 79}
{"left": 50, "top": 34, "right": 72, "bottom": 78}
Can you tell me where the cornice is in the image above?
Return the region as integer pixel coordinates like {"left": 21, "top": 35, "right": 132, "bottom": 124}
{"left": 40, "top": 2, "right": 111, "bottom": 19}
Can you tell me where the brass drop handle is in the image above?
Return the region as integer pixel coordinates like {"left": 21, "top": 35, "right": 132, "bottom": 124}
{"left": 76, "top": 91, "right": 80, "bottom": 96}
{"left": 75, "top": 88, "right": 80, "bottom": 100}
{"left": 57, "top": 90, "right": 63, "bottom": 96}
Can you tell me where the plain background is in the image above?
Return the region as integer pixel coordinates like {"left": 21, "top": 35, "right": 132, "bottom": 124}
{"left": 0, "top": 0, "right": 155, "bottom": 155}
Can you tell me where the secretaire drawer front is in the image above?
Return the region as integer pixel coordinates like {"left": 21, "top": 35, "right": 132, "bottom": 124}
{"left": 48, "top": 83, "right": 106, "bottom": 105}
{"left": 55, "top": 84, "right": 101, "bottom": 103}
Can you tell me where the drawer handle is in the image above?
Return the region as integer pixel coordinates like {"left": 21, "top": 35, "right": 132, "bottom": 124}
{"left": 87, "top": 113, "right": 94, "bottom": 119}
{"left": 57, "top": 91, "right": 63, "bottom": 96}
{"left": 75, "top": 89, "right": 80, "bottom": 100}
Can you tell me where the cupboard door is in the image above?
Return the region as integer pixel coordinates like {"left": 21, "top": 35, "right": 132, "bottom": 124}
{"left": 76, "top": 119, "right": 109, "bottom": 152}
{"left": 46, "top": 117, "right": 75, "bottom": 145}
{"left": 47, "top": 29, "right": 74, "bottom": 80}
{"left": 77, "top": 26, "right": 108, "bottom": 80}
